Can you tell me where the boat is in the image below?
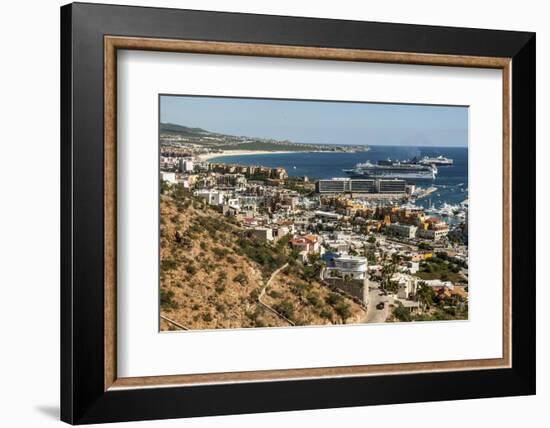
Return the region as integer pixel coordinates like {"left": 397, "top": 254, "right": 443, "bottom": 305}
{"left": 415, "top": 155, "right": 454, "bottom": 166}
{"left": 343, "top": 159, "right": 437, "bottom": 179}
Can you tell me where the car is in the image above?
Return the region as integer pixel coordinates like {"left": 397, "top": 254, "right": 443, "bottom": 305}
{"left": 376, "top": 302, "right": 385, "bottom": 310}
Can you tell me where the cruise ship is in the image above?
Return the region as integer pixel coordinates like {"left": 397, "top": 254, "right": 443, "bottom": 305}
{"left": 344, "top": 159, "right": 437, "bottom": 179}
{"left": 416, "top": 155, "right": 454, "bottom": 166}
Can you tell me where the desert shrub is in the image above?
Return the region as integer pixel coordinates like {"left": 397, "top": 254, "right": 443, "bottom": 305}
{"left": 160, "top": 258, "right": 177, "bottom": 272}
{"left": 268, "top": 290, "right": 282, "bottom": 299}
{"left": 233, "top": 272, "right": 248, "bottom": 285}
{"left": 160, "top": 289, "right": 178, "bottom": 310}
{"left": 185, "top": 263, "right": 197, "bottom": 276}
{"left": 202, "top": 312, "right": 213, "bottom": 322}
{"left": 212, "top": 247, "right": 230, "bottom": 260}
{"left": 249, "top": 289, "right": 260, "bottom": 301}
{"left": 306, "top": 292, "right": 321, "bottom": 307}
{"left": 320, "top": 309, "right": 332, "bottom": 319}
{"left": 325, "top": 292, "right": 343, "bottom": 307}
{"left": 291, "top": 282, "right": 308, "bottom": 296}
{"left": 236, "top": 236, "right": 287, "bottom": 276}
{"left": 334, "top": 301, "right": 351, "bottom": 322}
{"left": 274, "top": 300, "right": 294, "bottom": 320}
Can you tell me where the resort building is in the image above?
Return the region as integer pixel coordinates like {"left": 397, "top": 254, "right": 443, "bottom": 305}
{"left": 417, "top": 226, "right": 449, "bottom": 241}
{"left": 376, "top": 179, "right": 407, "bottom": 193}
{"left": 325, "top": 254, "right": 368, "bottom": 280}
{"left": 387, "top": 223, "right": 418, "bottom": 239}
{"left": 315, "top": 178, "right": 407, "bottom": 194}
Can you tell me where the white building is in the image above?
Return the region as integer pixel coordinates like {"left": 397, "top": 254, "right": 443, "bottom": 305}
{"left": 390, "top": 272, "right": 418, "bottom": 299}
{"left": 179, "top": 159, "right": 194, "bottom": 172}
{"left": 422, "top": 279, "right": 455, "bottom": 289}
{"left": 251, "top": 227, "right": 273, "bottom": 242}
{"left": 326, "top": 254, "right": 368, "bottom": 280}
{"left": 388, "top": 223, "right": 418, "bottom": 239}
{"left": 194, "top": 189, "right": 224, "bottom": 206}
{"left": 404, "top": 261, "right": 420, "bottom": 274}
{"left": 160, "top": 172, "right": 177, "bottom": 184}
{"left": 417, "top": 226, "right": 449, "bottom": 241}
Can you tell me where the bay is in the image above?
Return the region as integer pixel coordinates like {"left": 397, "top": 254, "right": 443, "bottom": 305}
{"left": 210, "top": 145, "right": 468, "bottom": 209}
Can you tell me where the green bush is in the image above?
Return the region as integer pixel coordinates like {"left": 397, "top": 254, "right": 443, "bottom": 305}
{"left": 326, "top": 292, "right": 343, "bottom": 307}
{"left": 160, "top": 258, "right": 177, "bottom": 272}
{"left": 334, "top": 301, "right": 351, "bottom": 322}
{"left": 160, "top": 289, "right": 178, "bottom": 310}
{"left": 268, "top": 290, "right": 282, "bottom": 298}
{"left": 185, "top": 263, "right": 197, "bottom": 276}
{"left": 320, "top": 309, "right": 332, "bottom": 319}
{"left": 393, "top": 304, "right": 411, "bottom": 322}
{"left": 274, "top": 300, "right": 294, "bottom": 320}
{"left": 233, "top": 272, "right": 248, "bottom": 285}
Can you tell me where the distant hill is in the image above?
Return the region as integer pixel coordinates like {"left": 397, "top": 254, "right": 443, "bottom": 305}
{"left": 160, "top": 123, "right": 212, "bottom": 136}
{"left": 160, "top": 122, "right": 369, "bottom": 153}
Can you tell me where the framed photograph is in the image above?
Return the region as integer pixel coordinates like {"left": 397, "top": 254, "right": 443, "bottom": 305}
{"left": 61, "top": 2, "right": 536, "bottom": 424}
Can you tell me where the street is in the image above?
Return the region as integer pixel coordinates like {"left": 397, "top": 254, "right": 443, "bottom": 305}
{"left": 364, "top": 281, "right": 392, "bottom": 324}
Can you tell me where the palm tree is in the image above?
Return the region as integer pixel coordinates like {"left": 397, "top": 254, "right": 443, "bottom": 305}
{"left": 380, "top": 253, "right": 397, "bottom": 293}
{"left": 416, "top": 281, "right": 435, "bottom": 311}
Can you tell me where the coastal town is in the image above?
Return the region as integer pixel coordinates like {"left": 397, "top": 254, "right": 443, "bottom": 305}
{"left": 159, "top": 138, "right": 469, "bottom": 330}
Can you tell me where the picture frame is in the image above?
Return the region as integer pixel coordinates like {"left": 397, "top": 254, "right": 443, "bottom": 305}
{"left": 61, "top": 2, "right": 535, "bottom": 424}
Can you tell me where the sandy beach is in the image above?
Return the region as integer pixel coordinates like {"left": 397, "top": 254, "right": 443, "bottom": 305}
{"left": 198, "top": 150, "right": 310, "bottom": 162}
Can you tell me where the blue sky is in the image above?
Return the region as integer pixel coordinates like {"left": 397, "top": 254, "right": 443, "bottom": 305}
{"left": 160, "top": 95, "right": 468, "bottom": 147}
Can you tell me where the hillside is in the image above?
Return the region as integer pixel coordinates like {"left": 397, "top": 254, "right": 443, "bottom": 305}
{"left": 159, "top": 123, "right": 210, "bottom": 136}
{"left": 159, "top": 187, "right": 365, "bottom": 330}
{"left": 160, "top": 122, "right": 369, "bottom": 153}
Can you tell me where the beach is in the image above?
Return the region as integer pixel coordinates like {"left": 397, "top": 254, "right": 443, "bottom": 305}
{"left": 198, "top": 150, "right": 310, "bottom": 162}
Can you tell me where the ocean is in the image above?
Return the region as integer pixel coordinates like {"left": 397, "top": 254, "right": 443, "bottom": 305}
{"left": 210, "top": 145, "right": 468, "bottom": 209}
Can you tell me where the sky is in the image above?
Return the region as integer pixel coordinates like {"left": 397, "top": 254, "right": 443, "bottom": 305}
{"left": 160, "top": 95, "right": 468, "bottom": 147}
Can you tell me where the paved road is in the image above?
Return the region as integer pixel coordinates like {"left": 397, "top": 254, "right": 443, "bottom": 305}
{"left": 364, "top": 281, "right": 392, "bottom": 324}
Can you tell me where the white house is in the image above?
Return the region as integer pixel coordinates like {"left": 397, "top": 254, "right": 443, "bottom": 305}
{"left": 194, "top": 189, "right": 224, "bottom": 206}
{"left": 160, "top": 172, "right": 177, "bottom": 184}
{"left": 390, "top": 272, "right": 418, "bottom": 299}
{"left": 326, "top": 254, "right": 368, "bottom": 280}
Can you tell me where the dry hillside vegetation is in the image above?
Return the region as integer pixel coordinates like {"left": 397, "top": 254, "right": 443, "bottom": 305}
{"left": 159, "top": 188, "right": 365, "bottom": 330}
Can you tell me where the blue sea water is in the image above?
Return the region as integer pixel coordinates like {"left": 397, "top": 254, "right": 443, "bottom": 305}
{"left": 211, "top": 145, "right": 468, "bottom": 209}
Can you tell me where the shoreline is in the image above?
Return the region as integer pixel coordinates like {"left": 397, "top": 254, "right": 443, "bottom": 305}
{"left": 198, "top": 150, "right": 312, "bottom": 162}
{"left": 198, "top": 148, "right": 371, "bottom": 162}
